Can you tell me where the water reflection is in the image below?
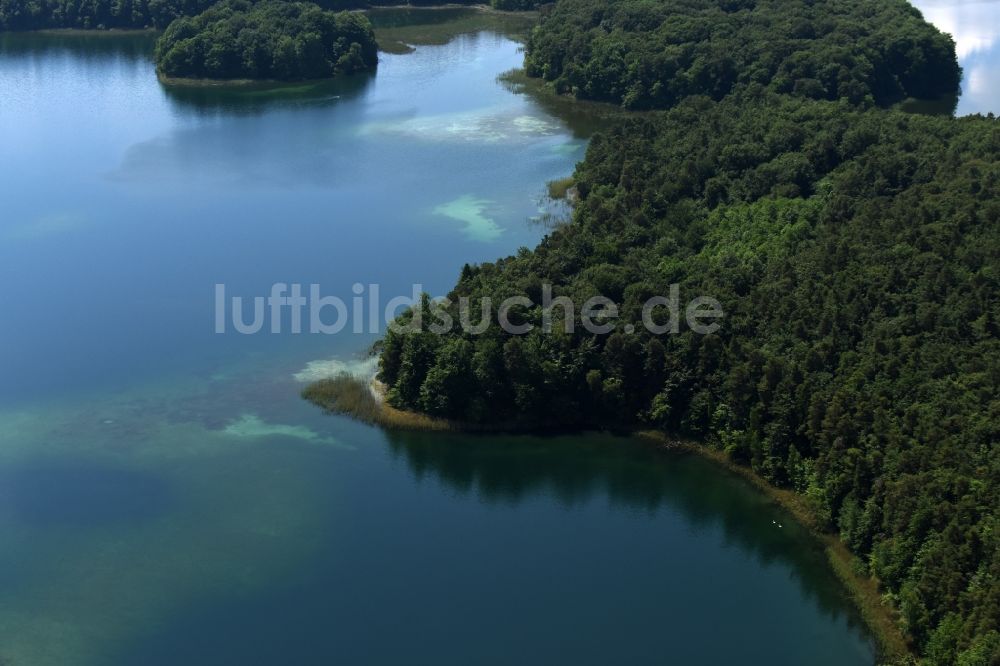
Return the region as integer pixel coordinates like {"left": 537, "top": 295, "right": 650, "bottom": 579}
{"left": 0, "top": 31, "right": 155, "bottom": 60}
{"left": 384, "top": 430, "right": 871, "bottom": 631}
{"left": 911, "top": 0, "right": 1000, "bottom": 115}
{"left": 159, "top": 72, "right": 376, "bottom": 117}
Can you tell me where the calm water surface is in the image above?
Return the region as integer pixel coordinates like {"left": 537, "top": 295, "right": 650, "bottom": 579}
{"left": 912, "top": 0, "right": 1000, "bottom": 115}
{"left": 7, "top": 4, "right": 994, "bottom": 663}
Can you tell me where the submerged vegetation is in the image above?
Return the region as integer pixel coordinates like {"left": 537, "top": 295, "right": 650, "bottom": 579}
{"left": 303, "top": 375, "right": 451, "bottom": 430}
{"left": 546, "top": 176, "right": 575, "bottom": 200}
{"left": 154, "top": 0, "right": 377, "bottom": 81}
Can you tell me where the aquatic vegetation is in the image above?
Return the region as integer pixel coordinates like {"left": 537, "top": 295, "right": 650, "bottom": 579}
{"left": 0, "top": 371, "right": 351, "bottom": 665}
{"left": 221, "top": 413, "right": 345, "bottom": 447}
{"left": 361, "top": 109, "right": 559, "bottom": 144}
{"left": 433, "top": 194, "right": 504, "bottom": 242}
{"left": 293, "top": 356, "right": 378, "bottom": 383}
{"left": 545, "top": 176, "right": 574, "bottom": 200}
{"left": 303, "top": 375, "right": 450, "bottom": 430}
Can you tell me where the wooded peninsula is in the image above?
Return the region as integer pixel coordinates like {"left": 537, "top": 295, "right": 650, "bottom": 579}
{"left": 0, "top": 0, "right": 541, "bottom": 31}
{"left": 342, "top": 1, "right": 996, "bottom": 663}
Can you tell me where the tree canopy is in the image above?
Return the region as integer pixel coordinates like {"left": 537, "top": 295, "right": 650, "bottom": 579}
{"left": 0, "top": 0, "right": 217, "bottom": 30}
{"left": 153, "top": 0, "right": 377, "bottom": 81}
{"left": 0, "top": 0, "right": 541, "bottom": 31}
{"left": 369, "top": 4, "right": 995, "bottom": 661}
{"left": 524, "top": 0, "right": 961, "bottom": 109}
{"left": 376, "top": 90, "right": 999, "bottom": 663}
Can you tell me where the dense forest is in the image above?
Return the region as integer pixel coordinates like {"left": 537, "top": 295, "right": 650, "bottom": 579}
{"left": 0, "top": 0, "right": 542, "bottom": 31}
{"left": 375, "top": 92, "right": 998, "bottom": 663}
{"left": 524, "top": 0, "right": 961, "bottom": 108}
{"left": 364, "top": 1, "right": 997, "bottom": 661}
{"left": 154, "top": 0, "right": 376, "bottom": 80}
{"left": 0, "top": 0, "right": 215, "bottom": 29}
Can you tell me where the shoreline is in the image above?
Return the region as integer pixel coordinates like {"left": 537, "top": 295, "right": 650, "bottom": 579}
{"left": 34, "top": 27, "right": 157, "bottom": 35}
{"left": 306, "top": 375, "right": 911, "bottom": 662}
{"left": 156, "top": 72, "right": 354, "bottom": 88}
{"left": 634, "top": 431, "right": 911, "bottom": 663}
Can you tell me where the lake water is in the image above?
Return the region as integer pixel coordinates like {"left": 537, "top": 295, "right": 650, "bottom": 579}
{"left": 911, "top": 0, "right": 1000, "bottom": 116}
{"left": 5, "top": 3, "right": 994, "bottom": 663}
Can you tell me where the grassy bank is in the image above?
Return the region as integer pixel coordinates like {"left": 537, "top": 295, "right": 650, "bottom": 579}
{"left": 546, "top": 176, "right": 575, "bottom": 200}
{"left": 303, "top": 375, "right": 452, "bottom": 430}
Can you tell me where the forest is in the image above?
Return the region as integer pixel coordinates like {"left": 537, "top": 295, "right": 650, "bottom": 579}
{"left": 367, "top": 2, "right": 997, "bottom": 663}
{"left": 154, "top": 0, "right": 377, "bottom": 80}
{"left": 524, "top": 0, "right": 961, "bottom": 108}
{"left": 0, "top": 0, "right": 541, "bottom": 31}
{"left": 375, "top": 92, "right": 998, "bottom": 665}
{"left": 0, "top": 0, "right": 215, "bottom": 29}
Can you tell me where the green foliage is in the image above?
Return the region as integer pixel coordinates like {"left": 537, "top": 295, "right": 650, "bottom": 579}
{"left": 374, "top": 13, "right": 985, "bottom": 660}
{"left": 302, "top": 374, "right": 382, "bottom": 423}
{"left": 0, "top": 0, "right": 537, "bottom": 31}
{"left": 153, "top": 0, "right": 377, "bottom": 81}
{"left": 524, "top": 0, "right": 961, "bottom": 109}
{"left": 0, "top": 0, "right": 217, "bottom": 30}
{"left": 378, "top": 91, "right": 1000, "bottom": 661}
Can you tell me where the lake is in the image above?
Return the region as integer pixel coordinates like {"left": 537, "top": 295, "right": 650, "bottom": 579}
{"left": 2, "top": 4, "right": 993, "bottom": 664}
{"left": 911, "top": 0, "right": 1000, "bottom": 116}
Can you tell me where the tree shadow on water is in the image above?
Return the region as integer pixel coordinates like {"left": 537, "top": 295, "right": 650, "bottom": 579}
{"left": 159, "top": 70, "right": 376, "bottom": 118}
{"left": 382, "top": 429, "right": 873, "bottom": 633}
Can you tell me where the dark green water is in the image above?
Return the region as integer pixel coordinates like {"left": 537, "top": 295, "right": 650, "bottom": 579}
{"left": 14, "top": 7, "right": 991, "bottom": 664}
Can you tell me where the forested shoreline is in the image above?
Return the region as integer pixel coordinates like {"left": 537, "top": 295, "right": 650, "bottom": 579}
{"left": 4, "top": 0, "right": 994, "bottom": 660}
{"left": 0, "top": 0, "right": 541, "bottom": 31}
{"left": 153, "top": 0, "right": 377, "bottom": 81}
{"left": 525, "top": 0, "right": 961, "bottom": 109}
{"left": 361, "top": 1, "right": 997, "bottom": 663}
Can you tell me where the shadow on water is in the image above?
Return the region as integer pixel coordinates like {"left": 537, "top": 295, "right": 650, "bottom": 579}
{"left": 896, "top": 92, "right": 960, "bottom": 116}
{"left": 368, "top": 6, "right": 535, "bottom": 54}
{"left": 0, "top": 31, "right": 155, "bottom": 59}
{"left": 158, "top": 71, "right": 377, "bottom": 117}
{"left": 105, "top": 428, "right": 872, "bottom": 666}
{"left": 382, "top": 429, "right": 870, "bottom": 628}
{"left": 0, "top": 31, "right": 155, "bottom": 61}
{"left": 368, "top": 6, "right": 483, "bottom": 30}
{"left": 498, "top": 69, "right": 624, "bottom": 140}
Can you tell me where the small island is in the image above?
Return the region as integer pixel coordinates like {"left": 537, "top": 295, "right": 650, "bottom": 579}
{"left": 154, "top": 0, "right": 378, "bottom": 83}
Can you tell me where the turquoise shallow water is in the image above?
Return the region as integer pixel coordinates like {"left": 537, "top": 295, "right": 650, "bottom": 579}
{"left": 10, "top": 4, "right": 997, "bottom": 661}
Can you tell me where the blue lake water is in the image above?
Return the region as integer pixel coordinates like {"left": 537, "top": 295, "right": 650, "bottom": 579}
{"left": 912, "top": 0, "right": 1000, "bottom": 116}
{"left": 5, "top": 3, "right": 994, "bottom": 662}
